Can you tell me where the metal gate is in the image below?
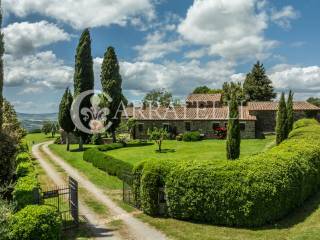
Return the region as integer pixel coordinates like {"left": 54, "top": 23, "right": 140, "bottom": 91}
{"left": 122, "top": 174, "right": 135, "bottom": 206}
{"left": 41, "top": 177, "right": 79, "bottom": 229}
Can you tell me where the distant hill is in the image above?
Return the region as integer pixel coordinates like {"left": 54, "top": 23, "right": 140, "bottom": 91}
{"left": 17, "top": 112, "right": 58, "bottom": 131}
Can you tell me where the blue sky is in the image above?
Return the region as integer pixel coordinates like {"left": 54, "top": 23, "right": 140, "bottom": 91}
{"left": 2, "top": 0, "right": 320, "bottom": 113}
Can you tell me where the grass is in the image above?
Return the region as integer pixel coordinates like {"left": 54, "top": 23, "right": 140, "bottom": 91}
{"left": 49, "top": 144, "right": 122, "bottom": 190}
{"left": 48, "top": 136, "right": 320, "bottom": 240}
{"left": 24, "top": 133, "right": 58, "bottom": 150}
{"left": 107, "top": 136, "right": 275, "bottom": 165}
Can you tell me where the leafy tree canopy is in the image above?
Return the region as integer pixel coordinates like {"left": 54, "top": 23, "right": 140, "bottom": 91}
{"left": 222, "top": 82, "right": 245, "bottom": 105}
{"left": 192, "top": 86, "right": 222, "bottom": 94}
{"left": 143, "top": 89, "right": 174, "bottom": 107}
{"left": 307, "top": 97, "right": 320, "bottom": 107}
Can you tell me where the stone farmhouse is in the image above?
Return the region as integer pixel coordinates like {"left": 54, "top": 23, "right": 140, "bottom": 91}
{"left": 125, "top": 94, "right": 320, "bottom": 139}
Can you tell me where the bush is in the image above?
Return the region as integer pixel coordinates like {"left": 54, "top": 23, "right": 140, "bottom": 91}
{"left": 91, "top": 134, "right": 103, "bottom": 145}
{"left": 293, "top": 118, "right": 318, "bottom": 129}
{"left": 0, "top": 199, "right": 13, "bottom": 239}
{"left": 176, "top": 134, "right": 183, "bottom": 141}
{"left": 97, "top": 143, "right": 124, "bottom": 152}
{"left": 83, "top": 148, "right": 133, "bottom": 182}
{"left": 0, "top": 132, "right": 18, "bottom": 184}
{"left": 13, "top": 174, "right": 39, "bottom": 210}
{"left": 9, "top": 205, "right": 61, "bottom": 240}
{"left": 134, "top": 119, "right": 320, "bottom": 227}
{"left": 16, "top": 162, "right": 34, "bottom": 178}
{"left": 16, "top": 152, "right": 31, "bottom": 165}
{"left": 182, "top": 131, "right": 201, "bottom": 142}
{"left": 53, "top": 136, "right": 61, "bottom": 144}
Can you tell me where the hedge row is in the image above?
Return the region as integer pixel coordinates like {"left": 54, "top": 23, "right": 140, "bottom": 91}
{"left": 133, "top": 119, "right": 320, "bottom": 226}
{"left": 9, "top": 205, "right": 61, "bottom": 240}
{"left": 13, "top": 154, "right": 38, "bottom": 210}
{"left": 83, "top": 147, "right": 133, "bottom": 182}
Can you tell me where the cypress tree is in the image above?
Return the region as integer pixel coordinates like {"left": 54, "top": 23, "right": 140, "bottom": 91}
{"left": 276, "top": 92, "right": 287, "bottom": 145}
{"left": 100, "top": 47, "right": 124, "bottom": 142}
{"left": 73, "top": 29, "right": 94, "bottom": 150}
{"left": 286, "top": 90, "right": 294, "bottom": 137}
{"left": 58, "top": 88, "right": 75, "bottom": 151}
{"left": 226, "top": 93, "right": 241, "bottom": 160}
{"left": 0, "top": 3, "right": 4, "bottom": 132}
{"left": 243, "top": 61, "right": 276, "bottom": 101}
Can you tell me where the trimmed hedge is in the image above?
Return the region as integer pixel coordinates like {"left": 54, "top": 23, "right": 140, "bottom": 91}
{"left": 16, "top": 162, "right": 34, "bottom": 178}
{"left": 16, "top": 152, "right": 31, "bottom": 165}
{"left": 134, "top": 119, "right": 320, "bottom": 226}
{"left": 97, "top": 143, "right": 124, "bottom": 152}
{"left": 182, "top": 131, "right": 201, "bottom": 142}
{"left": 83, "top": 147, "right": 133, "bottom": 182}
{"left": 13, "top": 159, "right": 38, "bottom": 210}
{"left": 9, "top": 205, "right": 61, "bottom": 240}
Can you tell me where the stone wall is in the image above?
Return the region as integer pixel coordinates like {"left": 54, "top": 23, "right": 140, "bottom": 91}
{"left": 134, "top": 120, "right": 256, "bottom": 139}
{"left": 250, "top": 110, "right": 316, "bottom": 134}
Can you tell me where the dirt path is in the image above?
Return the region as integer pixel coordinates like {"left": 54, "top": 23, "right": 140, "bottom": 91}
{"left": 35, "top": 142, "right": 167, "bottom": 240}
{"left": 33, "top": 143, "right": 121, "bottom": 240}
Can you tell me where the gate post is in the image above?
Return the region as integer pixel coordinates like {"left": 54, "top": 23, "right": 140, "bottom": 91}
{"left": 69, "top": 177, "right": 79, "bottom": 226}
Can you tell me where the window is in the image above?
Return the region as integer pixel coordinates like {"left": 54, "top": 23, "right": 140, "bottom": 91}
{"left": 212, "top": 122, "right": 220, "bottom": 129}
{"left": 163, "top": 123, "right": 170, "bottom": 131}
{"left": 138, "top": 123, "right": 144, "bottom": 132}
{"left": 185, "top": 122, "right": 191, "bottom": 131}
{"left": 240, "top": 123, "right": 246, "bottom": 131}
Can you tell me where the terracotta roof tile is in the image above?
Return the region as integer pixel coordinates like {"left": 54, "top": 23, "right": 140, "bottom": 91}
{"left": 123, "top": 106, "right": 256, "bottom": 121}
{"left": 186, "top": 94, "right": 222, "bottom": 102}
{"left": 248, "top": 101, "right": 320, "bottom": 111}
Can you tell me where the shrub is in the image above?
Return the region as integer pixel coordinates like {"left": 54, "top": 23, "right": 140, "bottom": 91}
{"left": 0, "top": 199, "right": 13, "bottom": 239}
{"left": 0, "top": 132, "right": 18, "bottom": 184}
{"left": 53, "top": 136, "right": 61, "bottom": 144}
{"left": 175, "top": 134, "right": 183, "bottom": 141}
{"left": 97, "top": 143, "right": 124, "bottom": 152}
{"left": 9, "top": 205, "right": 61, "bottom": 240}
{"left": 13, "top": 175, "right": 39, "bottom": 210}
{"left": 182, "top": 131, "right": 201, "bottom": 142}
{"left": 16, "top": 152, "right": 31, "bottom": 165}
{"left": 293, "top": 118, "right": 318, "bottom": 129}
{"left": 83, "top": 148, "right": 133, "bottom": 182}
{"left": 135, "top": 119, "right": 320, "bottom": 227}
{"left": 91, "top": 134, "right": 103, "bottom": 145}
{"left": 16, "top": 162, "right": 34, "bottom": 178}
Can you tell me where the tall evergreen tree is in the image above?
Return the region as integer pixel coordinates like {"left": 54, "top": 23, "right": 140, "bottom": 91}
{"left": 73, "top": 29, "right": 94, "bottom": 150}
{"left": 286, "top": 90, "right": 294, "bottom": 137}
{"left": 0, "top": 3, "right": 4, "bottom": 132}
{"left": 276, "top": 92, "right": 287, "bottom": 145}
{"left": 58, "top": 88, "right": 75, "bottom": 151}
{"left": 100, "top": 47, "right": 124, "bottom": 142}
{"left": 243, "top": 61, "right": 276, "bottom": 101}
{"left": 226, "top": 93, "right": 241, "bottom": 160}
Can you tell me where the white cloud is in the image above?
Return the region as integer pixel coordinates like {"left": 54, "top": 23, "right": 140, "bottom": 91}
{"left": 3, "top": 21, "right": 70, "bottom": 56}
{"left": 178, "top": 0, "right": 277, "bottom": 60}
{"left": 269, "top": 64, "right": 320, "bottom": 94}
{"left": 3, "top": 0, "right": 155, "bottom": 29}
{"left": 271, "top": 6, "right": 299, "bottom": 29}
{"left": 134, "top": 31, "right": 184, "bottom": 61}
{"left": 94, "top": 57, "right": 236, "bottom": 97}
{"left": 4, "top": 51, "right": 73, "bottom": 90}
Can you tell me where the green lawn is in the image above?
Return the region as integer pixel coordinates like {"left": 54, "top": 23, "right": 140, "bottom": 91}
{"left": 107, "top": 136, "right": 275, "bottom": 165}
{"left": 49, "top": 144, "right": 122, "bottom": 190}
